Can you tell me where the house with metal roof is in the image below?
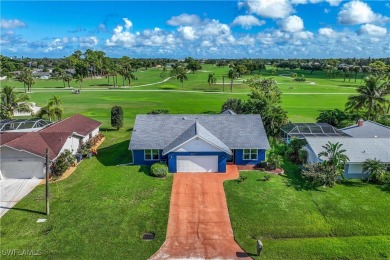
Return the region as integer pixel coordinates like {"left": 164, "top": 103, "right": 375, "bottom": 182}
{"left": 341, "top": 119, "right": 390, "bottom": 138}
{"left": 305, "top": 137, "right": 390, "bottom": 178}
{"left": 129, "top": 114, "right": 270, "bottom": 173}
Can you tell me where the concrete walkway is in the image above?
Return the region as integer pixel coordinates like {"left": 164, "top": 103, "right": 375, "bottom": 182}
{"left": 150, "top": 165, "right": 250, "bottom": 259}
{"left": 0, "top": 179, "right": 41, "bottom": 218}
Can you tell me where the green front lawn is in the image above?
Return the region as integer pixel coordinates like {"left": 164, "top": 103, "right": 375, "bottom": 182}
{"left": 225, "top": 162, "right": 390, "bottom": 259}
{"left": 0, "top": 141, "right": 173, "bottom": 259}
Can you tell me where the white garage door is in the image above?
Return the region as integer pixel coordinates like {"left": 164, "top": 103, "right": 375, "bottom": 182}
{"left": 176, "top": 156, "right": 218, "bottom": 173}
{"left": 1, "top": 160, "right": 45, "bottom": 179}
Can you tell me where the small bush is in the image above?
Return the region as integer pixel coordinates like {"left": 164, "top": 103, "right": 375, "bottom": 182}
{"left": 150, "top": 162, "right": 168, "bottom": 177}
{"left": 236, "top": 175, "right": 248, "bottom": 184}
{"left": 262, "top": 173, "right": 272, "bottom": 181}
{"left": 267, "top": 152, "right": 283, "bottom": 170}
{"left": 50, "top": 149, "right": 75, "bottom": 177}
{"left": 301, "top": 162, "right": 340, "bottom": 187}
{"left": 258, "top": 161, "right": 267, "bottom": 168}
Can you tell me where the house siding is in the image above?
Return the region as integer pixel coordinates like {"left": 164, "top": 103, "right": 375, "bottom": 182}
{"left": 132, "top": 150, "right": 167, "bottom": 166}
{"left": 168, "top": 152, "right": 227, "bottom": 173}
{"left": 344, "top": 163, "right": 366, "bottom": 179}
{"left": 234, "top": 149, "right": 266, "bottom": 165}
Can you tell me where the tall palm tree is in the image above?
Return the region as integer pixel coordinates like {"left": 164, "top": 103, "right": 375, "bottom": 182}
{"left": 125, "top": 71, "right": 136, "bottom": 89}
{"left": 63, "top": 74, "right": 72, "bottom": 88}
{"left": 345, "top": 76, "right": 389, "bottom": 120}
{"left": 352, "top": 65, "right": 361, "bottom": 83}
{"left": 207, "top": 73, "right": 216, "bottom": 89}
{"left": 75, "top": 74, "right": 83, "bottom": 90}
{"left": 228, "top": 68, "right": 237, "bottom": 92}
{"left": 0, "top": 86, "right": 31, "bottom": 119}
{"left": 176, "top": 67, "right": 188, "bottom": 91}
{"left": 37, "top": 95, "right": 63, "bottom": 121}
{"left": 20, "top": 68, "right": 35, "bottom": 93}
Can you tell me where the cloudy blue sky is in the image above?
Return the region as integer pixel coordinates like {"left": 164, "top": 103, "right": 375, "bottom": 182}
{"left": 1, "top": 0, "right": 389, "bottom": 58}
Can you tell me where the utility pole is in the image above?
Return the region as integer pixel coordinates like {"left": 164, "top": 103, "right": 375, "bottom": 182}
{"left": 45, "top": 148, "right": 50, "bottom": 215}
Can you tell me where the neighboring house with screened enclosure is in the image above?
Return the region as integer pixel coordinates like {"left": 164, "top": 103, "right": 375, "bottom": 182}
{"left": 280, "top": 123, "right": 350, "bottom": 143}
{"left": 129, "top": 113, "right": 270, "bottom": 173}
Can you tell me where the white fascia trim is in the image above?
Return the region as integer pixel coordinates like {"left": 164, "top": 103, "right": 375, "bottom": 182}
{"left": 162, "top": 135, "right": 232, "bottom": 155}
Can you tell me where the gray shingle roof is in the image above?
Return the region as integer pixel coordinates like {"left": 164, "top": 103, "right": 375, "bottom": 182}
{"left": 341, "top": 120, "right": 390, "bottom": 138}
{"left": 162, "top": 122, "right": 232, "bottom": 155}
{"left": 305, "top": 137, "right": 390, "bottom": 163}
{"left": 129, "top": 114, "right": 270, "bottom": 150}
{"left": 220, "top": 109, "right": 237, "bottom": 115}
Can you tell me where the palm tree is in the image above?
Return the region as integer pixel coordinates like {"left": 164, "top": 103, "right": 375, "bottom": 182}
{"left": 160, "top": 66, "right": 168, "bottom": 78}
{"left": 345, "top": 76, "right": 389, "bottom": 120}
{"left": 36, "top": 95, "right": 63, "bottom": 121}
{"left": 228, "top": 68, "right": 237, "bottom": 92}
{"left": 125, "top": 71, "right": 136, "bottom": 89}
{"left": 75, "top": 74, "right": 83, "bottom": 90}
{"left": 175, "top": 67, "right": 188, "bottom": 91}
{"left": 207, "top": 73, "right": 216, "bottom": 89}
{"left": 20, "top": 68, "right": 35, "bottom": 93}
{"left": 63, "top": 75, "right": 72, "bottom": 88}
{"left": 352, "top": 65, "right": 361, "bottom": 83}
{"left": 0, "top": 86, "right": 31, "bottom": 119}
{"left": 363, "top": 158, "right": 386, "bottom": 183}
{"left": 318, "top": 141, "right": 349, "bottom": 179}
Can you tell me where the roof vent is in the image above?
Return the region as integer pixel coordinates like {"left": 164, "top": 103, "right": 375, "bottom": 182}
{"left": 357, "top": 118, "right": 364, "bottom": 127}
{"left": 182, "top": 117, "right": 186, "bottom": 120}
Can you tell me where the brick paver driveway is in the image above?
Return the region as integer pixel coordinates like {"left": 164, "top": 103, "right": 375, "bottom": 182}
{"left": 150, "top": 165, "right": 250, "bottom": 259}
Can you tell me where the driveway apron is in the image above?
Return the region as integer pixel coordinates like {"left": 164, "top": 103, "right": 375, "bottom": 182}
{"left": 150, "top": 165, "right": 250, "bottom": 259}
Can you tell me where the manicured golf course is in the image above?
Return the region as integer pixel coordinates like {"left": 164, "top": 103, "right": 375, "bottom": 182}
{"left": 1, "top": 65, "right": 389, "bottom": 259}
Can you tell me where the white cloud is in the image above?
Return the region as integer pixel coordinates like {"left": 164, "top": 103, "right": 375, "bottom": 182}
{"left": 178, "top": 26, "right": 197, "bottom": 40}
{"left": 326, "top": 0, "right": 342, "bottom": 6}
{"left": 0, "top": 19, "right": 26, "bottom": 29}
{"left": 123, "top": 18, "right": 133, "bottom": 30}
{"left": 105, "top": 18, "right": 136, "bottom": 47}
{"left": 202, "top": 19, "right": 231, "bottom": 36}
{"left": 167, "top": 13, "right": 201, "bottom": 26}
{"left": 358, "top": 24, "right": 387, "bottom": 36}
{"left": 79, "top": 36, "right": 99, "bottom": 47}
{"left": 338, "top": 1, "right": 380, "bottom": 25}
{"left": 290, "top": 0, "right": 341, "bottom": 6}
{"left": 294, "top": 31, "right": 313, "bottom": 39}
{"left": 139, "top": 28, "right": 176, "bottom": 46}
{"left": 279, "top": 15, "right": 304, "bottom": 32}
{"left": 324, "top": 8, "right": 330, "bottom": 14}
{"left": 231, "top": 15, "right": 265, "bottom": 29}
{"left": 318, "top": 27, "right": 336, "bottom": 37}
{"left": 240, "top": 0, "right": 294, "bottom": 19}
{"left": 44, "top": 38, "right": 64, "bottom": 53}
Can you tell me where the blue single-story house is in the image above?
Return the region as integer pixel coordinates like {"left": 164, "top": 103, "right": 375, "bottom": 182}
{"left": 129, "top": 114, "right": 270, "bottom": 173}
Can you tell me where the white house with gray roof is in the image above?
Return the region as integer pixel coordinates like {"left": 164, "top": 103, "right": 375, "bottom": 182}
{"left": 129, "top": 114, "right": 270, "bottom": 173}
{"left": 305, "top": 137, "right": 390, "bottom": 178}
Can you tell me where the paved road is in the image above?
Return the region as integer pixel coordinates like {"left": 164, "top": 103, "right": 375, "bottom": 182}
{"left": 0, "top": 179, "right": 41, "bottom": 218}
{"left": 150, "top": 165, "right": 250, "bottom": 259}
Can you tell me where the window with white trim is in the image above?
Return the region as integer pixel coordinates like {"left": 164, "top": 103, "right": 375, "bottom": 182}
{"left": 144, "top": 149, "right": 159, "bottom": 160}
{"left": 243, "top": 149, "right": 258, "bottom": 160}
